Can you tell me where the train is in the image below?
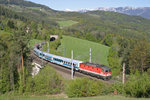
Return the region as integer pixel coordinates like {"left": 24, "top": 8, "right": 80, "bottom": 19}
{"left": 33, "top": 43, "right": 112, "bottom": 80}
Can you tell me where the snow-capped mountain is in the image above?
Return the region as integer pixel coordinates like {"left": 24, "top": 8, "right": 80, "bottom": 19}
{"left": 76, "top": 7, "right": 150, "bottom": 20}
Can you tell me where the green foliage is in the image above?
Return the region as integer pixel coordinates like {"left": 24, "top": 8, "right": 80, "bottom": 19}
{"left": 124, "top": 73, "right": 150, "bottom": 97}
{"left": 107, "top": 44, "right": 121, "bottom": 75}
{"left": 0, "top": 28, "right": 31, "bottom": 94}
{"left": 28, "top": 39, "right": 42, "bottom": 48}
{"left": 102, "top": 34, "right": 114, "bottom": 47}
{"left": 0, "top": 65, "right": 10, "bottom": 93}
{"left": 7, "top": 20, "right": 15, "bottom": 29}
{"left": 42, "top": 39, "right": 61, "bottom": 56}
{"left": 0, "top": 0, "right": 52, "bottom": 10}
{"left": 25, "top": 65, "right": 63, "bottom": 95}
{"left": 129, "top": 40, "right": 150, "bottom": 73}
{"left": 112, "top": 82, "right": 124, "bottom": 94}
{"left": 147, "top": 68, "right": 150, "bottom": 75}
{"left": 66, "top": 78, "right": 104, "bottom": 98}
{"left": 0, "top": 5, "right": 28, "bottom": 22}
{"left": 25, "top": 76, "right": 34, "bottom": 94}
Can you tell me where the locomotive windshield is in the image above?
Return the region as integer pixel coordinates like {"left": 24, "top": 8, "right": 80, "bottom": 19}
{"left": 105, "top": 69, "right": 111, "bottom": 72}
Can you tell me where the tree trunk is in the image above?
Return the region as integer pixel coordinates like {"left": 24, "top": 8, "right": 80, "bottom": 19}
{"left": 21, "top": 49, "right": 25, "bottom": 85}
{"left": 17, "top": 57, "right": 21, "bottom": 84}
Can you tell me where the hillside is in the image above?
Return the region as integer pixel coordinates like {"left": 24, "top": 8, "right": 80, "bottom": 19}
{"left": 0, "top": 0, "right": 58, "bottom": 27}
{"left": 58, "top": 35, "right": 110, "bottom": 65}
{"left": 70, "top": 10, "right": 150, "bottom": 40}
{"left": 1, "top": 0, "right": 150, "bottom": 41}
{"left": 0, "top": 0, "right": 53, "bottom": 10}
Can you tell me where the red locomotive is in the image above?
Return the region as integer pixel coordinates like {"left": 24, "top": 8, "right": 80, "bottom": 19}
{"left": 79, "top": 62, "right": 112, "bottom": 80}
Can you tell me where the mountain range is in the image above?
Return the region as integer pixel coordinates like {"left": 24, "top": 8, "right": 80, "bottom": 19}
{"left": 71, "top": 7, "right": 150, "bottom": 20}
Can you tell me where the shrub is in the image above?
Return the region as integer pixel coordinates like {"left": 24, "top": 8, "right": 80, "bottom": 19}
{"left": 25, "top": 65, "right": 63, "bottom": 95}
{"left": 66, "top": 78, "right": 104, "bottom": 98}
{"left": 124, "top": 73, "right": 150, "bottom": 97}
{"left": 112, "top": 82, "right": 124, "bottom": 94}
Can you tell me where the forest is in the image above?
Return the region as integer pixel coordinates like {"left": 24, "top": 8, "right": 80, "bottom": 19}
{"left": 1, "top": 0, "right": 150, "bottom": 98}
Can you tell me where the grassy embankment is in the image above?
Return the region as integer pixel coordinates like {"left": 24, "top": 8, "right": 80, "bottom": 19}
{"left": 58, "top": 35, "right": 110, "bottom": 65}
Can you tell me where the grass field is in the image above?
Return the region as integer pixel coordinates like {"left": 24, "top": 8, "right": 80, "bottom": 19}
{"left": 58, "top": 35, "right": 110, "bottom": 65}
{"left": 27, "top": 7, "right": 41, "bottom": 10}
{"left": 57, "top": 20, "right": 78, "bottom": 28}
{"left": 0, "top": 95, "right": 149, "bottom": 100}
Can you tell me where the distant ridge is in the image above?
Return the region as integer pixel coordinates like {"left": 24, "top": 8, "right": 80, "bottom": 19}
{"left": 67, "top": 7, "right": 150, "bottom": 20}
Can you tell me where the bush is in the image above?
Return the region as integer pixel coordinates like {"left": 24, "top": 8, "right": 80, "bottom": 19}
{"left": 112, "top": 82, "right": 124, "bottom": 94}
{"left": 66, "top": 78, "right": 105, "bottom": 98}
{"left": 25, "top": 65, "right": 63, "bottom": 95}
{"left": 124, "top": 73, "right": 150, "bottom": 97}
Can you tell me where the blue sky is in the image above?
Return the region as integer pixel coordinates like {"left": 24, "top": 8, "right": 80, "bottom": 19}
{"left": 27, "top": 0, "right": 150, "bottom": 11}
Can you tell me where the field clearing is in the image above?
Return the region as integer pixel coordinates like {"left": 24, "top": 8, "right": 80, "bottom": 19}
{"left": 58, "top": 35, "right": 110, "bottom": 65}
{"left": 27, "top": 7, "right": 41, "bottom": 10}
{"left": 57, "top": 20, "right": 78, "bottom": 27}
{"left": 0, "top": 95, "right": 149, "bottom": 100}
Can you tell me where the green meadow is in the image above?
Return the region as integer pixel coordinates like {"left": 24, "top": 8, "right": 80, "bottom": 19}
{"left": 57, "top": 20, "right": 78, "bottom": 27}
{"left": 58, "top": 35, "right": 110, "bottom": 65}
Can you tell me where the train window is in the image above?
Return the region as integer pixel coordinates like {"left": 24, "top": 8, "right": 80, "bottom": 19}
{"left": 109, "top": 69, "right": 112, "bottom": 72}
{"left": 73, "top": 63, "right": 77, "bottom": 67}
{"left": 105, "top": 70, "right": 108, "bottom": 72}
{"left": 54, "top": 58, "right": 63, "bottom": 62}
{"left": 46, "top": 56, "right": 51, "bottom": 59}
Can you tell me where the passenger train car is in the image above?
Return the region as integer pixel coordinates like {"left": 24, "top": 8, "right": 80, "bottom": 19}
{"left": 33, "top": 44, "right": 112, "bottom": 80}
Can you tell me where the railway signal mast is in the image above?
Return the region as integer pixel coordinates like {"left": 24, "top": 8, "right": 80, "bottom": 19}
{"left": 71, "top": 50, "right": 74, "bottom": 79}
{"left": 89, "top": 48, "right": 91, "bottom": 63}
{"left": 63, "top": 44, "right": 65, "bottom": 57}
{"left": 47, "top": 41, "right": 49, "bottom": 53}
{"left": 122, "top": 63, "right": 125, "bottom": 84}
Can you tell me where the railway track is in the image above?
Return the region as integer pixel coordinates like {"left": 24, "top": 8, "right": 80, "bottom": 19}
{"left": 31, "top": 51, "right": 114, "bottom": 83}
